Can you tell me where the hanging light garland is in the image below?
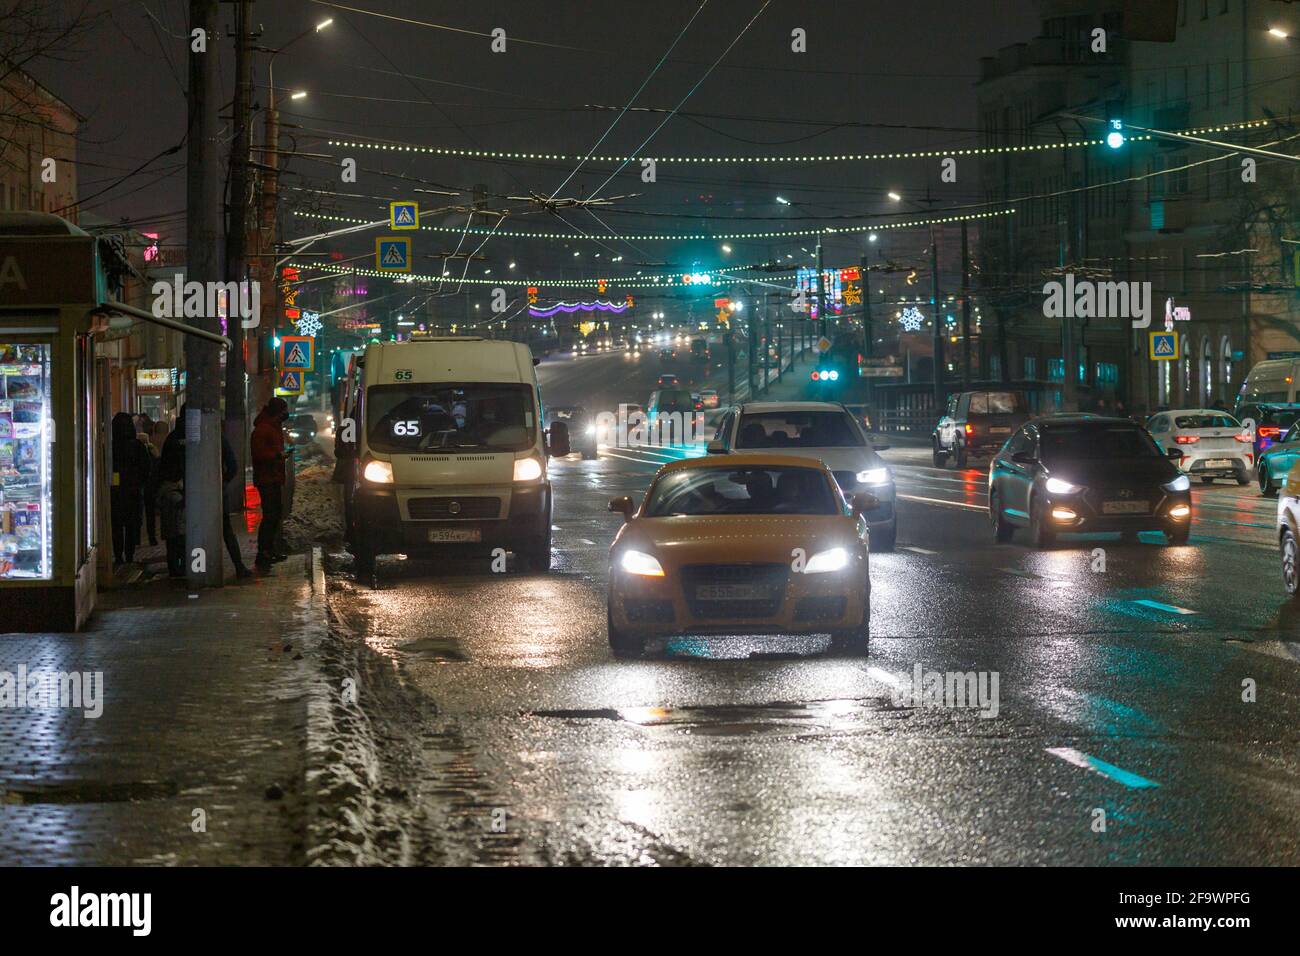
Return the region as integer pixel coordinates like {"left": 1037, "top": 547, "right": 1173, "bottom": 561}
{"left": 291, "top": 207, "right": 1015, "bottom": 242}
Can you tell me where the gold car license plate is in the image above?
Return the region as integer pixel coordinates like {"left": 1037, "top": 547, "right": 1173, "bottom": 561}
{"left": 697, "top": 583, "right": 769, "bottom": 601}
{"left": 1102, "top": 500, "right": 1149, "bottom": 515}
{"left": 427, "top": 527, "right": 482, "bottom": 543}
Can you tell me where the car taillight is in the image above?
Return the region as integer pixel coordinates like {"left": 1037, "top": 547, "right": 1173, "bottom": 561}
{"left": 1259, "top": 425, "right": 1281, "bottom": 440}
{"left": 1234, "top": 433, "right": 1253, "bottom": 443}
{"left": 964, "top": 423, "right": 974, "bottom": 435}
{"left": 1173, "top": 435, "right": 1200, "bottom": 444}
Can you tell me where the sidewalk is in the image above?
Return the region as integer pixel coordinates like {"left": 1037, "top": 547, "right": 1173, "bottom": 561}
{"left": 0, "top": 549, "right": 327, "bottom": 864}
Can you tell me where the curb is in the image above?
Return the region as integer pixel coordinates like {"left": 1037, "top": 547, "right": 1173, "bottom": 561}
{"left": 302, "top": 546, "right": 336, "bottom": 860}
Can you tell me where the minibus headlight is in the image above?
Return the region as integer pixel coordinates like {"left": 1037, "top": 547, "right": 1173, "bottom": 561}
{"left": 513, "top": 456, "right": 543, "bottom": 482}
{"left": 363, "top": 459, "right": 393, "bottom": 483}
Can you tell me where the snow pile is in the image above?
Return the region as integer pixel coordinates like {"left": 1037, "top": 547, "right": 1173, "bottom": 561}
{"left": 284, "top": 461, "right": 345, "bottom": 549}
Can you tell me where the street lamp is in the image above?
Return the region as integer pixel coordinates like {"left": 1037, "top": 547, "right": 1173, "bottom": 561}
{"left": 1269, "top": 27, "right": 1289, "bottom": 38}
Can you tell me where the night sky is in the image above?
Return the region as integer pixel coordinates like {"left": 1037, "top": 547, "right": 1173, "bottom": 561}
{"left": 37, "top": 0, "right": 1039, "bottom": 275}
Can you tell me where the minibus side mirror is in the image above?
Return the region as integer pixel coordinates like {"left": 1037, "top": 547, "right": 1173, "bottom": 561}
{"left": 548, "top": 421, "right": 571, "bottom": 457}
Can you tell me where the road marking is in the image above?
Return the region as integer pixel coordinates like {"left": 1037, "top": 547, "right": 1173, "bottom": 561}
{"left": 1001, "top": 567, "right": 1039, "bottom": 579}
{"left": 578, "top": 538, "right": 596, "bottom": 545}
{"left": 1046, "top": 746, "right": 1160, "bottom": 789}
{"left": 1131, "top": 599, "right": 1197, "bottom": 615}
{"left": 897, "top": 492, "right": 987, "bottom": 512}
{"left": 867, "top": 666, "right": 906, "bottom": 688}
{"left": 900, "top": 545, "right": 937, "bottom": 555}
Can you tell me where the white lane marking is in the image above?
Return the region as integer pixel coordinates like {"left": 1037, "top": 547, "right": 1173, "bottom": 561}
{"left": 867, "top": 666, "right": 906, "bottom": 688}
{"left": 578, "top": 538, "right": 596, "bottom": 545}
{"left": 1131, "top": 598, "right": 1197, "bottom": 615}
{"left": 900, "top": 545, "right": 937, "bottom": 555}
{"left": 1046, "top": 747, "right": 1160, "bottom": 789}
{"left": 897, "top": 492, "right": 988, "bottom": 512}
{"left": 1000, "top": 567, "right": 1039, "bottom": 579}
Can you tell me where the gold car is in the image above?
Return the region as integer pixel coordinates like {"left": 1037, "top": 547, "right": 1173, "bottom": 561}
{"left": 606, "top": 453, "right": 875, "bottom": 657}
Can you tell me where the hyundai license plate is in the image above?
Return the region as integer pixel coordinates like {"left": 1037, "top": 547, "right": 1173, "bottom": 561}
{"left": 1102, "top": 500, "right": 1149, "bottom": 515}
{"left": 1204, "top": 459, "right": 1232, "bottom": 469}
{"left": 427, "top": 527, "right": 481, "bottom": 543}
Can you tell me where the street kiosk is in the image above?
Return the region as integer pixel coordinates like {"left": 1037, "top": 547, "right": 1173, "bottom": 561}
{"left": 0, "top": 214, "right": 107, "bottom": 631}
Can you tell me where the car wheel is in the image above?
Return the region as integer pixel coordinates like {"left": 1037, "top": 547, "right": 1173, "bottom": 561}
{"left": 1200, "top": 476, "right": 1214, "bottom": 485}
{"left": 871, "top": 520, "right": 896, "bottom": 553}
{"left": 607, "top": 608, "right": 645, "bottom": 657}
{"left": 932, "top": 443, "right": 948, "bottom": 469}
{"left": 1165, "top": 525, "right": 1190, "bottom": 546}
{"left": 1282, "top": 528, "right": 1300, "bottom": 598}
{"left": 1260, "top": 468, "right": 1278, "bottom": 497}
{"left": 830, "top": 611, "right": 870, "bottom": 656}
{"left": 953, "top": 444, "right": 968, "bottom": 469}
{"left": 1236, "top": 471, "right": 1250, "bottom": 487}
{"left": 1030, "top": 497, "right": 1055, "bottom": 549}
{"left": 990, "top": 490, "right": 1014, "bottom": 543}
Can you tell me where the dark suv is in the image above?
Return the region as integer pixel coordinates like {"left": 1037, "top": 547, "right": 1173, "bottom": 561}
{"left": 933, "top": 390, "right": 1031, "bottom": 468}
{"left": 546, "top": 405, "right": 598, "bottom": 459}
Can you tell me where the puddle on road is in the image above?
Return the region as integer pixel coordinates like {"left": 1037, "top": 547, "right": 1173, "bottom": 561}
{"left": 528, "top": 697, "right": 899, "bottom": 737}
{"left": 2, "top": 779, "right": 178, "bottom": 805}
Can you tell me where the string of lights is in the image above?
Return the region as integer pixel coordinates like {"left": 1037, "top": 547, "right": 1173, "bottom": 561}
{"left": 290, "top": 206, "right": 1016, "bottom": 242}
{"left": 324, "top": 119, "right": 1272, "bottom": 166}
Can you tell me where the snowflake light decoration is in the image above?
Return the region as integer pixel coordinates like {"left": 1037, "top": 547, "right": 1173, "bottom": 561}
{"left": 295, "top": 312, "right": 323, "bottom": 338}
{"left": 898, "top": 306, "right": 925, "bottom": 332}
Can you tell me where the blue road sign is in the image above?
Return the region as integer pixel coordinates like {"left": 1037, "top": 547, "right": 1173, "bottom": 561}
{"left": 376, "top": 237, "right": 412, "bottom": 273}
{"left": 1149, "top": 331, "right": 1178, "bottom": 360}
{"left": 390, "top": 201, "right": 419, "bottom": 230}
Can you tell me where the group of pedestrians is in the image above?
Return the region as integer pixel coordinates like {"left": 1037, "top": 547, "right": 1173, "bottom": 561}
{"left": 108, "top": 398, "right": 294, "bottom": 580}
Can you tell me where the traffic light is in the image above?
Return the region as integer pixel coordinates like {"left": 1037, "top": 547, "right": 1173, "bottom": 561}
{"left": 1106, "top": 118, "right": 1125, "bottom": 149}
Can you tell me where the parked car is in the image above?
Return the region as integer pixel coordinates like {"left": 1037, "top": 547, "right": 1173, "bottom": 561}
{"left": 933, "top": 389, "right": 1031, "bottom": 468}
{"left": 606, "top": 453, "right": 872, "bottom": 656}
{"left": 546, "top": 405, "right": 598, "bottom": 460}
{"left": 988, "top": 416, "right": 1192, "bottom": 548}
{"left": 1145, "top": 409, "right": 1251, "bottom": 485}
{"left": 707, "top": 401, "right": 895, "bottom": 551}
{"left": 699, "top": 388, "right": 720, "bottom": 409}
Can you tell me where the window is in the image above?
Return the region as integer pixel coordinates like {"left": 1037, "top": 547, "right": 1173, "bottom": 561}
{"left": 1048, "top": 358, "right": 1064, "bottom": 382}
{"left": 1201, "top": 337, "right": 1213, "bottom": 405}
{"left": 1180, "top": 335, "right": 1192, "bottom": 403}
{"left": 735, "top": 411, "right": 863, "bottom": 449}
{"left": 1220, "top": 337, "right": 1234, "bottom": 399}
{"left": 1024, "top": 356, "right": 1038, "bottom": 379}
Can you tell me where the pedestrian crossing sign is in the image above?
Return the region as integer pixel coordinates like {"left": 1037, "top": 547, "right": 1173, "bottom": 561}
{"left": 390, "top": 201, "right": 419, "bottom": 230}
{"left": 376, "top": 237, "right": 412, "bottom": 273}
{"left": 278, "top": 334, "right": 315, "bottom": 372}
{"left": 276, "top": 370, "right": 304, "bottom": 396}
{"left": 1149, "top": 331, "right": 1179, "bottom": 360}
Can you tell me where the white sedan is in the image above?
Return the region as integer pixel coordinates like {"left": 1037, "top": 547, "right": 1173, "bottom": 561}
{"left": 1146, "top": 409, "right": 1252, "bottom": 485}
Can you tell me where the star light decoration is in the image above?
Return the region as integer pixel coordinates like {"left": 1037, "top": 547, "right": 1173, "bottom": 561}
{"left": 898, "top": 307, "right": 926, "bottom": 332}
{"left": 295, "top": 312, "right": 323, "bottom": 338}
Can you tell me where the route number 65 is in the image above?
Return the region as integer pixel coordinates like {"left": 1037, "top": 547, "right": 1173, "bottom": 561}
{"left": 393, "top": 419, "right": 420, "bottom": 436}
{"left": 394, "top": 369, "right": 413, "bottom": 381}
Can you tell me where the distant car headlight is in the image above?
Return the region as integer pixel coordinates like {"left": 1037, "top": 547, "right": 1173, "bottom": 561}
{"left": 1163, "top": 474, "right": 1191, "bottom": 493}
{"left": 363, "top": 459, "right": 393, "bottom": 483}
{"left": 804, "top": 547, "right": 849, "bottom": 573}
{"left": 586, "top": 425, "right": 597, "bottom": 436}
{"left": 513, "top": 456, "right": 543, "bottom": 481}
{"left": 620, "top": 549, "right": 665, "bottom": 577}
{"left": 1045, "top": 477, "right": 1080, "bottom": 494}
{"left": 856, "top": 467, "right": 890, "bottom": 485}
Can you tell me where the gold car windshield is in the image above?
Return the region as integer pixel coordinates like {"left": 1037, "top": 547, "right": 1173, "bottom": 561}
{"left": 645, "top": 466, "right": 838, "bottom": 517}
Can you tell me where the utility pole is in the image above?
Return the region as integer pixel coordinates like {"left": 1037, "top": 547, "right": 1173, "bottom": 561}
{"left": 929, "top": 222, "right": 944, "bottom": 411}
{"left": 186, "top": 0, "right": 224, "bottom": 587}
{"left": 961, "top": 221, "right": 972, "bottom": 387}
{"left": 224, "top": 0, "right": 253, "bottom": 527}
{"left": 859, "top": 254, "right": 873, "bottom": 358}
{"left": 815, "top": 240, "right": 827, "bottom": 339}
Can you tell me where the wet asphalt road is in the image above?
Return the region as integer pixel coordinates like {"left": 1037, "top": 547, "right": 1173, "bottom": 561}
{"left": 327, "top": 350, "right": 1300, "bottom": 865}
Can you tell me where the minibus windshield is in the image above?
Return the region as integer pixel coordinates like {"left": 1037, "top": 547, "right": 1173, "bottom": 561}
{"left": 367, "top": 383, "right": 536, "bottom": 453}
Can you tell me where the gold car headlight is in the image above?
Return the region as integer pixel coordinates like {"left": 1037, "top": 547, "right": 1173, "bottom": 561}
{"left": 619, "top": 549, "right": 665, "bottom": 577}
{"left": 804, "top": 547, "right": 849, "bottom": 573}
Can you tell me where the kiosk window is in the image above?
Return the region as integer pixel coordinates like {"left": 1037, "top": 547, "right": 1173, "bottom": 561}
{"left": 0, "top": 341, "right": 53, "bottom": 579}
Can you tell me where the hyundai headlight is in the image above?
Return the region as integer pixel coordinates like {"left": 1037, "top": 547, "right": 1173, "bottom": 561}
{"left": 513, "top": 457, "right": 543, "bottom": 482}
{"left": 856, "top": 467, "right": 890, "bottom": 485}
{"left": 620, "top": 549, "right": 664, "bottom": 577}
{"left": 363, "top": 459, "right": 393, "bottom": 483}
{"left": 1045, "top": 477, "right": 1080, "bottom": 494}
{"left": 1163, "top": 474, "right": 1190, "bottom": 493}
{"left": 805, "top": 547, "right": 849, "bottom": 573}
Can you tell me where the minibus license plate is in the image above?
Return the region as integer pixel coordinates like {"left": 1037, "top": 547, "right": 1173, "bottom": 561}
{"left": 428, "top": 527, "right": 481, "bottom": 543}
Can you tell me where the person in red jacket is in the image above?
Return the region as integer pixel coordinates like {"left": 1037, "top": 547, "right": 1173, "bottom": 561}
{"left": 250, "top": 397, "right": 290, "bottom": 571}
